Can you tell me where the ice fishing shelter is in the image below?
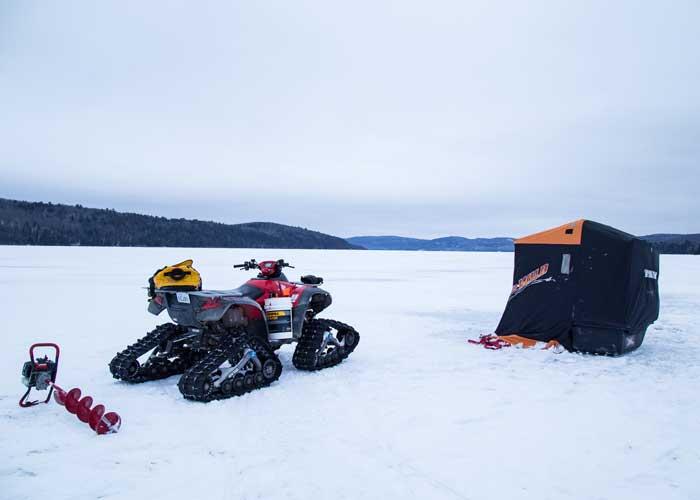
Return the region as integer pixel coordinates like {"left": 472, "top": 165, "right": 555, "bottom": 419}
{"left": 495, "top": 220, "right": 660, "bottom": 355}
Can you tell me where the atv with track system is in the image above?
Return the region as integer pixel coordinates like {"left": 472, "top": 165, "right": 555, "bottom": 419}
{"left": 109, "top": 259, "right": 359, "bottom": 402}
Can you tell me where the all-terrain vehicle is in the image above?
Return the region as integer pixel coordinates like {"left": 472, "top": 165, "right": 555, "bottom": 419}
{"left": 109, "top": 259, "right": 359, "bottom": 402}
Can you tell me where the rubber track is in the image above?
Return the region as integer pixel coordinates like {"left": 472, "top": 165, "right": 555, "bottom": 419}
{"left": 292, "top": 319, "right": 360, "bottom": 371}
{"left": 109, "top": 323, "right": 191, "bottom": 383}
{"left": 177, "top": 334, "right": 282, "bottom": 402}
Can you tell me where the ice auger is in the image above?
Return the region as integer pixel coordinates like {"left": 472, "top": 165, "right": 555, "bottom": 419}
{"left": 20, "top": 343, "right": 122, "bottom": 435}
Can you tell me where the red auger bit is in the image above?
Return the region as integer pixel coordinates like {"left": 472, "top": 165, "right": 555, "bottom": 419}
{"left": 20, "top": 343, "right": 122, "bottom": 435}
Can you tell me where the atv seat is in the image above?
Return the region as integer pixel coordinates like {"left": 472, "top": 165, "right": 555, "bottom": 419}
{"left": 301, "top": 275, "right": 323, "bottom": 285}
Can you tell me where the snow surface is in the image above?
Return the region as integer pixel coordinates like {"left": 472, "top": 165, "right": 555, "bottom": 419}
{"left": 1, "top": 247, "right": 698, "bottom": 500}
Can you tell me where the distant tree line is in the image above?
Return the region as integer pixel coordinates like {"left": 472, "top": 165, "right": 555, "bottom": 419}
{"left": 2, "top": 198, "right": 697, "bottom": 254}
{"left": 646, "top": 240, "right": 700, "bottom": 255}
{"left": 0, "top": 198, "right": 361, "bottom": 249}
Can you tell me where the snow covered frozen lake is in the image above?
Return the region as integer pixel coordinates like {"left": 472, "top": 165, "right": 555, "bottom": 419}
{"left": 1, "top": 247, "right": 698, "bottom": 500}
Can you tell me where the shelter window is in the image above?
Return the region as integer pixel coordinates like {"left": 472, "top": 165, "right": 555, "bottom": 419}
{"left": 561, "top": 254, "right": 571, "bottom": 274}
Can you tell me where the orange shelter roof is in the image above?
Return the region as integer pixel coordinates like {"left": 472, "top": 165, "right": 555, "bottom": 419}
{"left": 515, "top": 219, "right": 585, "bottom": 245}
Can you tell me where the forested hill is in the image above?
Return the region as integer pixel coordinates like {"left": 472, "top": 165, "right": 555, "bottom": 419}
{"left": 346, "top": 235, "right": 514, "bottom": 252}
{"left": 0, "top": 198, "right": 362, "bottom": 249}
{"left": 642, "top": 233, "right": 700, "bottom": 255}
{"left": 348, "top": 233, "right": 700, "bottom": 254}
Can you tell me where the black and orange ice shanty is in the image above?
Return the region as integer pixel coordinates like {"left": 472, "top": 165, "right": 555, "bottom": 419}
{"left": 494, "top": 220, "right": 660, "bottom": 355}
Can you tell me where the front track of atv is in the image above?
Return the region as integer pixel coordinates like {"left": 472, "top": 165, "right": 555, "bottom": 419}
{"left": 292, "top": 319, "right": 360, "bottom": 371}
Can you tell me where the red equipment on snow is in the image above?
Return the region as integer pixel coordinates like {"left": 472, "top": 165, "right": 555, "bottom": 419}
{"left": 20, "top": 343, "right": 121, "bottom": 435}
{"left": 468, "top": 334, "right": 563, "bottom": 351}
{"left": 468, "top": 334, "right": 512, "bottom": 350}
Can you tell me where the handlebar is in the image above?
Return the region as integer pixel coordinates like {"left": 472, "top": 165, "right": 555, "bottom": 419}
{"left": 277, "top": 259, "right": 295, "bottom": 269}
{"left": 233, "top": 259, "right": 295, "bottom": 271}
{"left": 234, "top": 259, "right": 258, "bottom": 271}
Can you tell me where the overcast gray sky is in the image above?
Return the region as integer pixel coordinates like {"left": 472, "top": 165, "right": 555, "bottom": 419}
{"left": 1, "top": 1, "right": 699, "bottom": 238}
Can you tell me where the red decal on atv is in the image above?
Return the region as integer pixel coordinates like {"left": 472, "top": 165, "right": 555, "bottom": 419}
{"left": 246, "top": 279, "right": 310, "bottom": 307}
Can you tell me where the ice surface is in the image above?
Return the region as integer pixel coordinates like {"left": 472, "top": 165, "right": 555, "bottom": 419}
{"left": 0, "top": 247, "right": 698, "bottom": 500}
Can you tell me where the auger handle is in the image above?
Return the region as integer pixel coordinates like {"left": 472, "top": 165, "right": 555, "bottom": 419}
{"left": 30, "top": 343, "right": 60, "bottom": 367}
